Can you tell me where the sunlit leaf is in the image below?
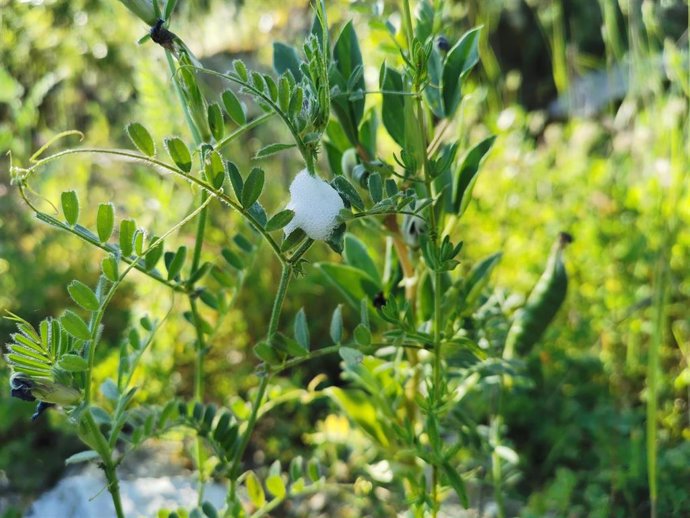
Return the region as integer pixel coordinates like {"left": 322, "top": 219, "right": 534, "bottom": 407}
{"left": 442, "top": 27, "right": 481, "bottom": 116}
{"left": 453, "top": 135, "right": 496, "bottom": 215}
{"left": 254, "top": 143, "right": 295, "bottom": 160}
{"left": 61, "top": 310, "right": 90, "bottom": 340}
{"left": 61, "top": 190, "right": 79, "bottom": 226}
{"left": 67, "top": 280, "right": 99, "bottom": 311}
{"left": 265, "top": 474, "right": 286, "bottom": 499}
{"left": 96, "top": 203, "right": 115, "bottom": 243}
{"left": 164, "top": 137, "right": 192, "bottom": 173}
{"left": 222, "top": 89, "right": 246, "bottom": 126}
{"left": 207, "top": 103, "right": 224, "bottom": 141}
{"left": 57, "top": 353, "right": 88, "bottom": 372}
{"left": 126, "top": 122, "right": 155, "bottom": 157}
{"left": 245, "top": 470, "right": 265, "bottom": 508}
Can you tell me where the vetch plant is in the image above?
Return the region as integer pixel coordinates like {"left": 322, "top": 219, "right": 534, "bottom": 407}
{"left": 5, "top": 1, "right": 571, "bottom": 517}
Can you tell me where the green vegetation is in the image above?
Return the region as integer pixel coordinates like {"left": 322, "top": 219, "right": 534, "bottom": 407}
{"left": 1, "top": 1, "right": 688, "bottom": 517}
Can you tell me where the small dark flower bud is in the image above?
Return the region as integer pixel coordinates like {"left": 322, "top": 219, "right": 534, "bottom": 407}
{"left": 32, "top": 402, "right": 55, "bottom": 421}
{"left": 10, "top": 374, "right": 36, "bottom": 402}
{"left": 373, "top": 292, "right": 387, "bottom": 309}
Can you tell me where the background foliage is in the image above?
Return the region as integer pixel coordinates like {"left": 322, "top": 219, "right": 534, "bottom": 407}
{"left": 1, "top": 0, "right": 689, "bottom": 516}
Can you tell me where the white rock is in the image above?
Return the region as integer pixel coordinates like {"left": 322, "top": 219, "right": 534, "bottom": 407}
{"left": 283, "top": 169, "right": 344, "bottom": 241}
{"left": 25, "top": 465, "right": 226, "bottom": 518}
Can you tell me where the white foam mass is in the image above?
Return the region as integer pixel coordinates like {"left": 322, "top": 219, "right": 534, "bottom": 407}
{"left": 283, "top": 169, "right": 344, "bottom": 241}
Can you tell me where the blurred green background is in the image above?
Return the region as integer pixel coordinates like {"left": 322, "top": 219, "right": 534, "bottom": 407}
{"left": 1, "top": 0, "right": 689, "bottom": 516}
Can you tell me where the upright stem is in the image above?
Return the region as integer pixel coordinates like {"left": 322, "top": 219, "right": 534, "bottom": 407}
{"left": 228, "top": 263, "right": 292, "bottom": 505}
{"left": 82, "top": 411, "right": 125, "bottom": 518}
{"left": 648, "top": 244, "right": 669, "bottom": 518}
{"left": 267, "top": 263, "right": 292, "bottom": 340}
{"left": 401, "top": 0, "right": 415, "bottom": 52}
{"left": 401, "top": 0, "right": 444, "bottom": 512}
{"left": 166, "top": 47, "right": 210, "bottom": 503}
{"left": 103, "top": 463, "right": 126, "bottom": 518}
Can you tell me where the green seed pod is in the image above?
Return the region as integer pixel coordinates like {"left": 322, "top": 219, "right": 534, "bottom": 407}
{"left": 504, "top": 232, "right": 573, "bottom": 359}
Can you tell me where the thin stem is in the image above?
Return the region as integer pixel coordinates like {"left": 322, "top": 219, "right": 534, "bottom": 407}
{"left": 82, "top": 411, "right": 125, "bottom": 518}
{"left": 267, "top": 264, "right": 292, "bottom": 339}
{"left": 103, "top": 463, "right": 125, "bottom": 518}
{"left": 214, "top": 112, "right": 274, "bottom": 151}
{"left": 165, "top": 50, "right": 203, "bottom": 145}
{"left": 288, "top": 238, "right": 314, "bottom": 264}
{"left": 648, "top": 246, "right": 669, "bottom": 518}
{"left": 491, "top": 412, "right": 507, "bottom": 518}
{"left": 166, "top": 46, "right": 212, "bottom": 504}
{"left": 228, "top": 264, "right": 292, "bottom": 505}
{"left": 432, "top": 269, "right": 442, "bottom": 391}
{"left": 400, "top": 0, "right": 443, "bottom": 512}
{"left": 401, "top": 0, "right": 415, "bottom": 52}
{"left": 189, "top": 296, "right": 208, "bottom": 501}
{"left": 190, "top": 194, "right": 208, "bottom": 273}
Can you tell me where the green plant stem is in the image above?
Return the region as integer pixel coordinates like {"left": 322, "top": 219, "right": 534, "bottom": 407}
{"left": 165, "top": 47, "right": 212, "bottom": 504}
{"left": 431, "top": 267, "right": 443, "bottom": 515}
{"left": 401, "top": 0, "right": 415, "bottom": 52}
{"left": 228, "top": 264, "right": 292, "bottom": 505}
{"left": 268, "top": 264, "right": 292, "bottom": 339}
{"left": 214, "top": 112, "right": 274, "bottom": 151}
{"left": 166, "top": 51, "right": 203, "bottom": 145}
{"left": 102, "top": 462, "right": 125, "bottom": 518}
{"left": 401, "top": 0, "right": 443, "bottom": 511}
{"left": 288, "top": 238, "right": 314, "bottom": 264}
{"left": 189, "top": 296, "right": 208, "bottom": 501}
{"left": 82, "top": 411, "right": 125, "bottom": 518}
{"left": 648, "top": 250, "right": 669, "bottom": 518}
